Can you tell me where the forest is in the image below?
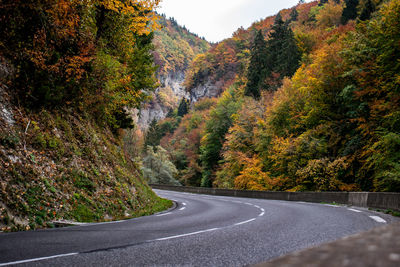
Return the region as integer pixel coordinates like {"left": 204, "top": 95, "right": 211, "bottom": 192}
{"left": 0, "top": 0, "right": 174, "bottom": 231}
{"left": 147, "top": 0, "right": 400, "bottom": 192}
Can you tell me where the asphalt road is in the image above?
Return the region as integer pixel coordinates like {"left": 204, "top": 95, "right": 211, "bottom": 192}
{"left": 0, "top": 189, "right": 398, "bottom": 266}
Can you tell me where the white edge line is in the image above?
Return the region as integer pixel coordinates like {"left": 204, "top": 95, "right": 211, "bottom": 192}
{"left": 155, "top": 228, "right": 219, "bottom": 241}
{"left": 369, "top": 216, "right": 387, "bottom": 223}
{"left": 324, "top": 204, "right": 340, "bottom": 208}
{"left": 347, "top": 208, "right": 362, "bottom": 213}
{"left": 0, "top": 252, "right": 79, "bottom": 266}
{"left": 234, "top": 218, "right": 256, "bottom": 226}
{"left": 156, "top": 212, "right": 172, "bottom": 217}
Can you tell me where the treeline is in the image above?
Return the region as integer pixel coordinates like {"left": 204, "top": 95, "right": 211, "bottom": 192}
{"left": 0, "top": 0, "right": 160, "bottom": 131}
{"left": 152, "top": 0, "right": 400, "bottom": 192}
{"left": 152, "top": 14, "right": 210, "bottom": 76}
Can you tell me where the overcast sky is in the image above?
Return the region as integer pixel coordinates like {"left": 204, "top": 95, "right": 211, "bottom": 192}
{"left": 157, "top": 0, "right": 309, "bottom": 43}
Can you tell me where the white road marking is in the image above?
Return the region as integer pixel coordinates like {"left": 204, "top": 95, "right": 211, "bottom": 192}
{"left": 259, "top": 212, "right": 265, "bottom": 217}
{"left": 369, "top": 216, "right": 387, "bottom": 223}
{"left": 254, "top": 205, "right": 260, "bottom": 209}
{"left": 182, "top": 202, "right": 187, "bottom": 206}
{"left": 324, "top": 204, "right": 340, "bottom": 208}
{"left": 260, "top": 208, "right": 265, "bottom": 212}
{"left": 156, "top": 212, "right": 172, "bottom": 217}
{"left": 155, "top": 228, "right": 219, "bottom": 241}
{"left": 234, "top": 218, "right": 256, "bottom": 226}
{"left": 179, "top": 207, "right": 186, "bottom": 211}
{"left": 0, "top": 253, "right": 79, "bottom": 266}
{"left": 348, "top": 208, "right": 362, "bottom": 213}
{"left": 244, "top": 202, "right": 253, "bottom": 206}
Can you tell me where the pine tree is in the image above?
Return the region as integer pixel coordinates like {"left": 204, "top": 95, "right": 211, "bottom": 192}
{"left": 341, "top": 0, "right": 360, "bottom": 24}
{"left": 265, "top": 13, "right": 301, "bottom": 88}
{"left": 359, "top": 0, "right": 375, "bottom": 21}
{"left": 289, "top": 8, "right": 299, "bottom": 22}
{"left": 177, "top": 98, "right": 190, "bottom": 117}
{"left": 144, "top": 119, "right": 161, "bottom": 148}
{"left": 245, "top": 30, "right": 269, "bottom": 99}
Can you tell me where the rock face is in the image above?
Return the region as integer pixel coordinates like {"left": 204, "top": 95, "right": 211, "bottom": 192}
{"left": 135, "top": 70, "right": 189, "bottom": 130}
{"left": 189, "top": 79, "right": 223, "bottom": 103}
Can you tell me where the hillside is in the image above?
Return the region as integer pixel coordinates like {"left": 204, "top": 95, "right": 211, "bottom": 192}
{"left": 151, "top": 0, "right": 400, "bottom": 192}
{"left": 0, "top": 0, "right": 171, "bottom": 231}
{"left": 134, "top": 14, "right": 210, "bottom": 130}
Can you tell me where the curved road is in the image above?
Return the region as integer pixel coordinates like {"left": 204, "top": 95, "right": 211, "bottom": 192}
{"left": 0, "top": 189, "right": 398, "bottom": 266}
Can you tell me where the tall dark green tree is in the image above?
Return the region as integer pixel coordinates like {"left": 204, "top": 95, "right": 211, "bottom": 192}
{"left": 359, "top": 0, "right": 376, "bottom": 21}
{"left": 341, "top": 0, "right": 360, "bottom": 24}
{"left": 144, "top": 119, "right": 162, "bottom": 149}
{"left": 265, "top": 13, "right": 301, "bottom": 88}
{"left": 289, "top": 8, "right": 299, "bottom": 22}
{"left": 177, "top": 98, "right": 190, "bottom": 117}
{"left": 245, "top": 30, "right": 269, "bottom": 99}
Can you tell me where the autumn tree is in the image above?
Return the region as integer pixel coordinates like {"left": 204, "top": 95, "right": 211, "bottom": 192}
{"left": 0, "top": 0, "right": 161, "bottom": 131}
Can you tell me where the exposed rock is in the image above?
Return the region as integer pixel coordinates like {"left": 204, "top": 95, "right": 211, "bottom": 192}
{"left": 189, "top": 79, "right": 223, "bottom": 102}
{"left": 134, "top": 71, "right": 189, "bottom": 131}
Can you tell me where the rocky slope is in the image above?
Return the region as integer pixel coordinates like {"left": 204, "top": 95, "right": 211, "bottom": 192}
{"left": 135, "top": 15, "right": 210, "bottom": 130}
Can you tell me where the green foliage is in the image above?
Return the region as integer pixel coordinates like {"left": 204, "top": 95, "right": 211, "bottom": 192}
{"left": 153, "top": 15, "right": 210, "bottom": 75}
{"left": 0, "top": 0, "right": 159, "bottom": 132}
{"left": 341, "top": 0, "right": 360, "bottom": 24}
{"left": 177, "top": 98, "right": 190, "bottom": 117}
{"left": 265, "top": 13, "right": 301, "bottom": 87}
{"left": 141, "top": 146, "right": 180, "bottom": 185}
{"left": 245, "top": 30, "right": 268, "bottom": 98}
{"left": 200, "top": 86, "right": 243, "bottom": 186}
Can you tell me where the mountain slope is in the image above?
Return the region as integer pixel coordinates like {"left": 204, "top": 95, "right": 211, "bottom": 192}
{"left": 156, "top": 0, "right": 400, "bottom": 192}
{"left": 134, "top": 15, "right": 210, "bottom": 130}
{"left": 0, "top": 1, "right": 172, "bottom": 232}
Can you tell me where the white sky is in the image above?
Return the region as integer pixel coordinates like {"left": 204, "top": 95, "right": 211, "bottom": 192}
{"left": 157, "top": 0, "right": 310, "bottom": 43}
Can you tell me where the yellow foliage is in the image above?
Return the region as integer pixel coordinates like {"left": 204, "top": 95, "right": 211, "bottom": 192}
{"left": 316, "top": 0, "right": 344, "bottom": 29}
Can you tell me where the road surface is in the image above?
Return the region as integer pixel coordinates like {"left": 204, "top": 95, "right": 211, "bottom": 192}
{"left": 0, "top": 189, "right": 397, "bottom": 266}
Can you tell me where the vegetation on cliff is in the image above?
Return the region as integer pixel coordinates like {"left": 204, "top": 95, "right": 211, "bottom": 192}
{"left": 0, "top": 0, "right": 172, "bottom": 231}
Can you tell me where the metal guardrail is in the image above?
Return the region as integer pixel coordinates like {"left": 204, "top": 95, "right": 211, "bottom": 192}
{"left": 150, "top": 184, "right": 400, "bottom": 211}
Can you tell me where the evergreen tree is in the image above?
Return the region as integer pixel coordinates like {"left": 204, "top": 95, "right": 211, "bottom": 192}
{"left": 265, "top": 13, "right": 301, "bottom": 88}
{"left": 177, "top": 98, "right": 190, "bottom": 117}
{"left": 245, "top": 30, "right": 269, "bottom": 99}
{"left": 144, "top": 119, "right": 161, "bottom": 148}
{"left": 359, "top": 0, "right": 376, "bottom": 21}
{"left": 319, "top": 0, "right": 329, "bottom": 6}
{"left": 289, "top": 8, "right": 299, "bottom": 22}
{"left": 341, "top": 0, "right": 360, "bottom": 24}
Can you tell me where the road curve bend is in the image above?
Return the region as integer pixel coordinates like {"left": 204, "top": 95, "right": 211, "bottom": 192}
{"left": 0, "top": 189, "right": 398, "bottom": 266}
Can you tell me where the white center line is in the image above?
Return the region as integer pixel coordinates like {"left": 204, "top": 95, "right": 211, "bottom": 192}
{"left": 234, "top": 218, "right": 256, "bottom": 226}
{"left": 0, "top": 253, "right": 79, "bottom": 266}
{"left": 369, "top": 216, "right": 387, "bottom": 223}
{"left": 155, "top": 228, "right": 219, "bottom": 241}
{"left": 182, "top": 202, "right": 187, "bottom": 206}
{"left": 259, "top": 212, "right": 265, "bottom": 217}
{"left": 179, "top": 207, "right": 186, "bottom": 211}
{"left": 348, "top": 208, "right": 362, "bottom": 213}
